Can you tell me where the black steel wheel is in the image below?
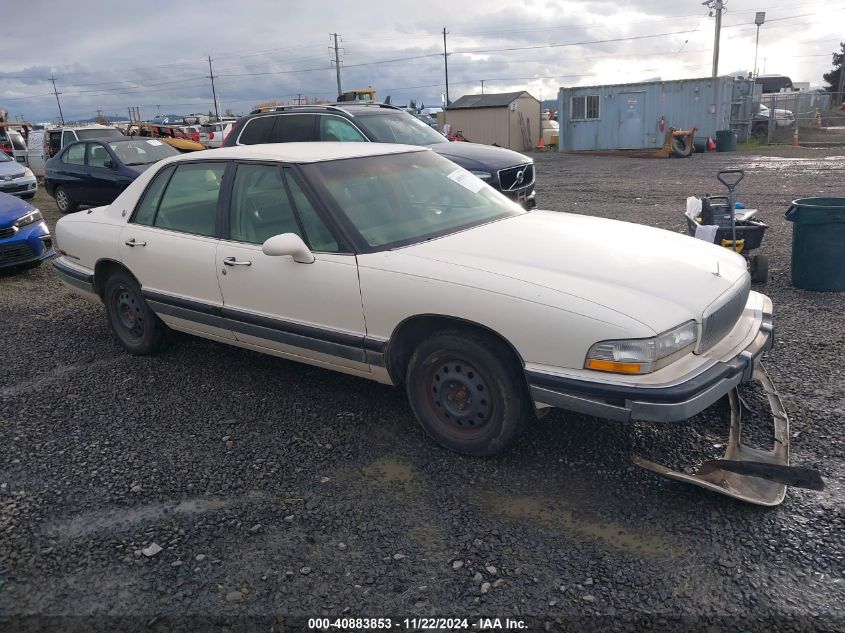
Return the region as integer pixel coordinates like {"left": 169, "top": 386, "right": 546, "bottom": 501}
{"left": 104, "top": 271, "right": 167, "bottom": 355}
{"left": 406, "top": 330, "right": 531, "bottom": 456}
{"left": 750, "top": 254, "right": 769, "bottom": 283}
{"left": 54, "top": 186, "right": 77, "bottom": 214}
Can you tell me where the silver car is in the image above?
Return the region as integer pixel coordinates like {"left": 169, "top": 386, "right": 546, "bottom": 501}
{"left": 0, "top": 150, "right": 37, "bottom": 199}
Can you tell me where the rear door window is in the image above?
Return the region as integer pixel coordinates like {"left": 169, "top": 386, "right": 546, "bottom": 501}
{"left": 236, "top": 116, "right": 277, "bottom": 145}
{"left": 62, "top": 143, "right": 86, "bottom": 166}
{"left": 132, "top": 165, "right": 175, "bottom": 226}
{"left": 267, "top": 114, "right": 317, "bottom": 143}
{"left": 152, "top": 162, "right": 226, "bottom": 237}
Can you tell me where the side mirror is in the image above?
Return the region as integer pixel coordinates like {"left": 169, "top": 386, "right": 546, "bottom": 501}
{"left": 104, "top": 159, "right": 115, "bottom": 169}
{"left": 261, "top": 233, "right": 315, "bottom": 264}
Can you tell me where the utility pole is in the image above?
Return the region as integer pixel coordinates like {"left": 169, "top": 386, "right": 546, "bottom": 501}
{"left": 753, "top": 12, "right": 766, "bottom": 78}
{"left": 294, "top": 94, "right": 305, "bottom": 105}
{"left": 442, "top": 27, "right": 450, "bottom": 105}
{"left": 331, "top": 33, "right": 343, "bottom": 98}
{"left": 207, "top": 55, "right": 220, "bottom": 121}
{"left": 481, "top": 80, "right": 485, "bottom": 95}
{"left": 702, "top": 0, "right": 725, "bottom": 77}
{"left": 48, "top": 75, "right": 65, "bottom": 125}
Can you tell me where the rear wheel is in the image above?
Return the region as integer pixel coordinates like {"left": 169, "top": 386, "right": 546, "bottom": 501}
{"left": 405, "top": 330, "right": 530, "bottom": 456}
{"left": 54, "top": 186, "right": 77, "bottom": 214}
{"left": 750, "top": 254, "right": 769, "bottom": 283}
{"left": 104, "top": 271, "right": 167, "bottom": 355}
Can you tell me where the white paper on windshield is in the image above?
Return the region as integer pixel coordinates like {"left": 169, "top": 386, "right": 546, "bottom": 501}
{"left": 448, "top": 169, "right": 485, "bottom": 193}
{"left": 146, "top": 140, "right": 163, "bottom": 146}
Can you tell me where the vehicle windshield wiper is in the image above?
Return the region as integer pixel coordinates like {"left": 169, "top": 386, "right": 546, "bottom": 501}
{"left": 124, "top": 162, "right": 151, "bottom": 166}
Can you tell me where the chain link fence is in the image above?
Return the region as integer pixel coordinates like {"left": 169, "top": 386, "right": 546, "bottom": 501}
{"left": 758, "top": 91, "right": 843, "bottom": 143}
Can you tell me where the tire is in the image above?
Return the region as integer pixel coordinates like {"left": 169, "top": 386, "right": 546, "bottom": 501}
{"left": 104, "top": 271, "right": 167, "bottom": 355}
{"left": 405, "top": 330, "right": 531, "bottom": 456}
{"left": 54, "top": 186, "right": 77, "bottom": 214}
{"left": 671, "top": 136, "right": 693, "bottom": 158}
{"left": 750, "top": 254, "right": 769, "bottom": 283}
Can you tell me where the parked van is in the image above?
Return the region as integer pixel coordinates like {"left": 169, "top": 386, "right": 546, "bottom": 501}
{"left": 25, "top": 130, "right": 46, "bottom": 177}
{"left": 43, "top": 125, "right": 124, "bottom": 160}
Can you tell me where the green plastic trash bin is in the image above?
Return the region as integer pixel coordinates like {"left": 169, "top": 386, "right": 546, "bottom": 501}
{"left": 715, "top": 130, "right": 736, "bottom": 152}
{"left": 785, "top": 198, "right": 845, "bottom": 291}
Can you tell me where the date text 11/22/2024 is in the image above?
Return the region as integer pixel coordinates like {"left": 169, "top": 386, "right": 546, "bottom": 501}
{"left": 307, "top": 617, "right": 528, "bottom": 630}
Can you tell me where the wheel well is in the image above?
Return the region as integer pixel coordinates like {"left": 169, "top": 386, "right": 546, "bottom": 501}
{"left": 93, "top": 259, "right": 137, "bottom": 299}
{"left": 385, "top": 315, "right": 527, "bottom": 387}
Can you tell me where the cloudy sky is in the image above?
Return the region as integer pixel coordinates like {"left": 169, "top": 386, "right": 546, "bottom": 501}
{"left": 1, "top": 0, "right": 842, "bottom": 122}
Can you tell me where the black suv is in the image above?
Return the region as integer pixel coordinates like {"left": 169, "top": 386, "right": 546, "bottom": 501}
{"left": 223, "top": 103, "right": 536, "bottom": 208}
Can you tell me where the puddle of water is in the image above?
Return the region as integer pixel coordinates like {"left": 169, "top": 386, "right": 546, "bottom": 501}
{"left": 478, "top": 492, "right": 676, "bottom": 558}
{"left": 361, "top": 456, "right": 418, "bottom": 485}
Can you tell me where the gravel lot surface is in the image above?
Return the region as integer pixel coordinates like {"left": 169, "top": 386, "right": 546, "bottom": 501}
{"left": 1, "top": 147, "right": 844, "bottom": 632}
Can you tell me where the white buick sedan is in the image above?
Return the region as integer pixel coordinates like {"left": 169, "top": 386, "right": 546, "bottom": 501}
{"left": 53, "top": 143, "right": 785, "bottom": 500}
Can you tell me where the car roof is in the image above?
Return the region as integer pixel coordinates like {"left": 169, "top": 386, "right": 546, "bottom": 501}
{"left": 169, "top": 142, "right": 427, "bottom": 164}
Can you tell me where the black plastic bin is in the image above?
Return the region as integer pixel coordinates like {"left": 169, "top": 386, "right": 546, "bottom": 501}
{"left": 784, "top": 198, "right": 845, "bottom": 291}
{"left": 715, "top": 130, "right": 736, "bottom": 152}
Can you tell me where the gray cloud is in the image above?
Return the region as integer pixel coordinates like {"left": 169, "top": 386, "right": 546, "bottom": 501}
{"left": 1, "top": 0, "right": 840, "bottom": 122}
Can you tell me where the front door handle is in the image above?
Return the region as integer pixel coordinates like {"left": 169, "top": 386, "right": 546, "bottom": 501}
{"left": 125, "top": 238, "right": 146, "bottom": 247}
{"left": 223, "top": 257, "right": 252, "bottom": 266}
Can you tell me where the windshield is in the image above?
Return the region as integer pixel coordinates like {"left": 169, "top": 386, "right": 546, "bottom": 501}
{"left": 109, "top": 139, "right": 179, "bottom": 165}
{"left": 77, "top": 128, "right": 124, "bottom": 140}
{"left": 304, "top": 150, "right": 524, "bottom": 250}
{"left": 356, "top": 112, "right": 446, "bottom": 146}
{"left": 0, "top": 151, "right": 11, "bottom": 162}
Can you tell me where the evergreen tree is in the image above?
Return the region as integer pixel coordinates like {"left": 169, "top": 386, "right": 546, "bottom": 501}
{"left": 822, "top": 42, "right": 844, "bottom": 92}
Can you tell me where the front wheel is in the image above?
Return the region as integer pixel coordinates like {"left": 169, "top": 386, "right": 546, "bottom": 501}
{"left": 54, "top": 186, "right": 77, "bottom": 214}
{"left": 405, "top": 331, "right": 531, "bottom": 456}
{"left": 104, "top": 271, "right": 167, "bottom": 355}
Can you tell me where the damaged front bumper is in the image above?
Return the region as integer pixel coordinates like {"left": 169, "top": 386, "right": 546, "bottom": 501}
{"left": 528, "top": 307, "right": 823, "bottom": 505}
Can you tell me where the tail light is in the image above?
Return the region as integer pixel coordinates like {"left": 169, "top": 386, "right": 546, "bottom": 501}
{"left": 0, "top": 139, "right": 12, "bottom": 156}
{"left": 208, "top": 131, "right": 215, "bottom": 140}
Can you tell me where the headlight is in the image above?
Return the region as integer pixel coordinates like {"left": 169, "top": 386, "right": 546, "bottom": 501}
{"left": 585, "top": 321, "right": 698, "bottom": 374}
{"left": 15, "top": 209, "right": 43, "bottom": 227}
{"left": 24, "top": 167, "right": 34, "bottom": 178}
{"left": 469, "top": 170, "right": 492, "bottom": 181}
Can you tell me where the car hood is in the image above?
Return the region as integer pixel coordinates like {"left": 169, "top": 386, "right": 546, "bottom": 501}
{"left": 0, "top": 192, "right": 34, "bottom": 228}
{"left": 428, "top": 141, "right": 531, "bottom": 171}
{"left": 391, "top": 210, "right": 749, "bottom": 333}
{"left": 0, "top": 161, "right": 26, "bottom": 178}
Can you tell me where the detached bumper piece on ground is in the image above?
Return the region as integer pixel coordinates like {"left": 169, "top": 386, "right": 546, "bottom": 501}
{"left": 634, "top": 363, "right": 823, "bottom": 506}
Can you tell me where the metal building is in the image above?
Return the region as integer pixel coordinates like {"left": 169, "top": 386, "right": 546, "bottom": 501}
{"left": 441, "top": 91, "right": 541, "bottom": 151}
{"left": 556, "top": 76, "right": 757, "bottom": 152}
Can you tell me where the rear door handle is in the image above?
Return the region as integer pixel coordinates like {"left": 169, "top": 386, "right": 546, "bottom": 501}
{"left": 223, "top": 257, "right": 252, "bottom": 266}
{"left": 125, "top": 238, "right": 146, "bottom": 247}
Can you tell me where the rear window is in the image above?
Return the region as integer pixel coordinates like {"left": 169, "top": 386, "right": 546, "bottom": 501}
{"left": 9, "top": 132, "right": 26, "bottom": 150}
{"left": 76, "top": 128, "right": 123, "bottom": 140}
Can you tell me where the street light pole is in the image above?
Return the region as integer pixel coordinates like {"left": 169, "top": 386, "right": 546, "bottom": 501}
{"left": 753, "top": 12, "right": 766, "bottom": 78}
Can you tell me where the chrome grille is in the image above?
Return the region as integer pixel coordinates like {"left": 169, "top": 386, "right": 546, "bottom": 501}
{"left": 498, "top": 164, "right": 534, "bottom": 192}
{"left": 699, "top": 275, "right": 752, "bottom": 352}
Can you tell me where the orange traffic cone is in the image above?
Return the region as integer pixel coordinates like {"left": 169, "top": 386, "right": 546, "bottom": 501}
{"left": 536, "top": 137, "right": 545, "bottom": 149}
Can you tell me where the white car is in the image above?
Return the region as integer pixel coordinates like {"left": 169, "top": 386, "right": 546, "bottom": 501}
{"left": 198, "top": 121, "right": 234, "bottom": 148}
{"left": 52, "top": 143, "right": 790, "bottom": 504}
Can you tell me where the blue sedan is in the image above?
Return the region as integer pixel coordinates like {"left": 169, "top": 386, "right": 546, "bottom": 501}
{"left": 45, "top": 138, "right": 179, "bottom": 213}
{"left": 0, "top": 192, "right": 54, "bottom": 271}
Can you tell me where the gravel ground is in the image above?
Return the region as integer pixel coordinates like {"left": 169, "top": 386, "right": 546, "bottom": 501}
{"left": 1, "top": 146, "right": 844, "bottom": 632}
